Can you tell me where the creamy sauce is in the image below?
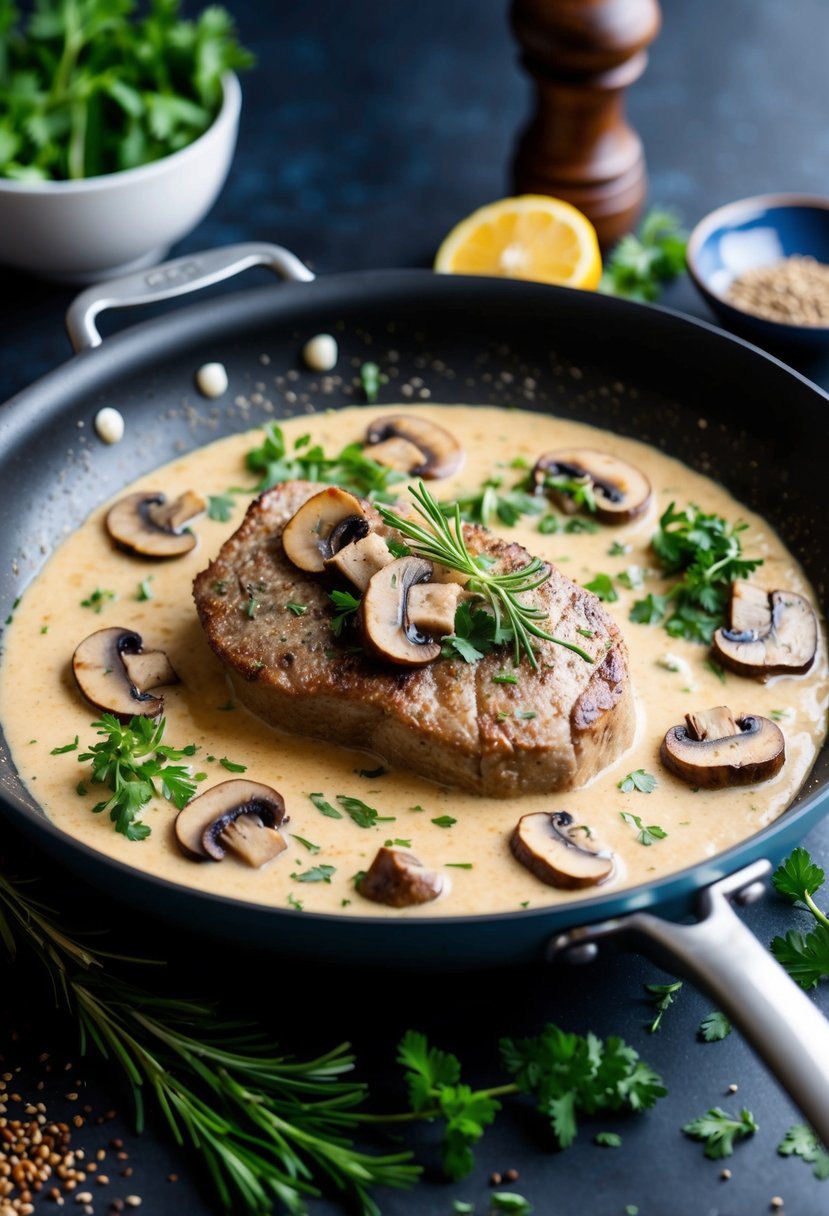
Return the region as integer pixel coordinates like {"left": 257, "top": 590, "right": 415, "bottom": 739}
{"left": 1, "top": 405, "right": 827, "bottom": 917}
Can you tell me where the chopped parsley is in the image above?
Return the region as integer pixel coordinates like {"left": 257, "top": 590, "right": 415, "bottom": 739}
{"left": 292, "top": 836, "right": 320, "bottom": 854}
{"left": 645, "top": 980, "right": 682, "bottom": 1032}
{"left": 682, "top": 1106, "right": 758, "bottom": 1158}
{"left": 308, "top": 792, "right": 343, "bottom": 819}
{"left": 245, "top": 422, "right": 404, "bottom": 500}
{"left": 336, "top": 794, "right": 394, "bottom": 828}
{"left": 617, "top": 769, "right": 658, "bottom": 794}
{"left": 81, "top": 588, "right": 116, "bottom": 613}
{"left": 329, "top": 588, "right": 361, "bottom": 636}
{"left": 778, "top": 1124, "right": 829, "bottom": 1180}
{"left": 620, "top": 811, "right": 667, "bottom": 846}
{"left": 207, "top": 493, "right": 235, "bottom": 522}
{"left": 492, "top": 672, "right": 519, "bottom": 685}
{"left": 50, "top": 736, "right": 79, "bottom": 755}
{"left": 699, "top": 1011, "right": 732, "bottom": 1042}
{"left": 360, "top": 361, "right": 381, "bottom": 403}
{"left": 770, "top": 847, "right": 829, "bottom": 989}
{"left": 630, "top": 501, "right": 763, "bottom": 643}
{"left": 219, "top": 757, "right": 247, "bottom": 773}
{"left": 136, "top": 578, "right": 154, "bottom": 601}
{"left": 290, "top": 864, "right": 336, "bottom": 884}
{"left": 431, "top": 815, "right": 457, "bottom": 828}
{"left": 286, "top": 601, "right": 308, "bottom": 616}
{"left": 583, "top": 573, "right": 617, "bottom": 603}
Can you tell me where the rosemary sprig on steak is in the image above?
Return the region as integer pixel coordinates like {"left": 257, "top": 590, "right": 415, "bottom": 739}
{"left": 378, "top": 482, "right": 593, "bottom": 669}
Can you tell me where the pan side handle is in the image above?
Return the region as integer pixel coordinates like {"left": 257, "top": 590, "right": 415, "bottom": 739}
{"left": 549, "top": 860, "right": 829, "bottom": 1147}
{"left": 65, "top": 242, "right": 315, "bottom": 352}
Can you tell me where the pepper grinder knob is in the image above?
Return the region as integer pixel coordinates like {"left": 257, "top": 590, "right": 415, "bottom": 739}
{"left": 510, "top": 0, "right": 662, "bottom": 247}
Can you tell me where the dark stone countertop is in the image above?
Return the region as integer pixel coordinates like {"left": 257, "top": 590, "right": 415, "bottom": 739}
{"left": 1, "top": 2, "right": 829, "bottom": 1214}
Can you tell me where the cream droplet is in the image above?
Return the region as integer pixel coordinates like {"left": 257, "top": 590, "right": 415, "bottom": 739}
{"left": 94, "top": 407, "right": 125, "bottom": 445}
{"left": 195, "top": 362, "right": 229, "bottom": 398}
{"left": 302, "top": 333, "right": 338, "bottom": 372}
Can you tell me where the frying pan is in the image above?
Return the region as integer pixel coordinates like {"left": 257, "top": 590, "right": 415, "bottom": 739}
{"left": 2, "top": 243, "right": 829, "bottom": 1144}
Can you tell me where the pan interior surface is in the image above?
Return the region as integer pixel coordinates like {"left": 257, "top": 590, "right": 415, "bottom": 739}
{"left": 0, "top": 270, "right": 827, "bottom": 963}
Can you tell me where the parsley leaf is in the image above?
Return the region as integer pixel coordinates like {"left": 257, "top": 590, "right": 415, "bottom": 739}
{"left": 583, "top": 573, "right": 617, "bottom": 602}
{"left": 329, "top": 588, "right": 361, "bottom": 637}
{"left": 645, "top": 981, "right": 682, "bottom": 1033}
{"left": 360, "top": 362, "right": 381, "bottom": 404}
{"left": 245, "top": 423, "right": 404, "bottom": 500}
{"left": 308, "top": 792, "right": 342, "bottom": 819}
{"left": 290, "top": 864, "right": 336, "bottom": 884}
{"left": 699, "top": 1011, "right": 732, "bottom": 1042}
{"left": 77, "top": 715, "right": 197, "bottom": 840}
{"left": 501, "top": 1024, "right": 666, "bottom": 1150}
{"left": 770, "top": 848, "right": 829, "bottom": 988}
{"left": 81, "top": 588, "right": 116, "bottom": 613}
{"left": 778, "top": 1124, "right": 829, "bottom": 1180}
{"left": 599, "top": 208, "right": 687, "bottom": 302}
{"left": 442, "top": 601, "right": 512, "bottom": 664}
{"left": 617, "top": 769, "right": 658, "bottom": 794}
{"left": 431, "top": 815, "right": 457, "bottom": 828}
{"left": 336, "top": 794, "right": 394, "bottom": 828}
{"left": 620, "top": 811, "right": 667, "bottom": 846}
{"left": 50, "top": 736, "right": 79, "bottom": 755}
{"left": 630, "top": 501, "right": 763, "bottom": 643}
{"left": 682, "top": 1107, "right": 758, "bottom": 1158}
{"left": 594, "top": 1131, "right": 622, "bottom": 1147}
{"left": 207, "top": 493, "right": 235, "bottom": 522}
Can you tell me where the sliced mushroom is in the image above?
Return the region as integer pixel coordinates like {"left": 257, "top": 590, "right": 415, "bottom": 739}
{"left": 365, "top": 414, "right": 464, "bottom": 480}
{"left": 359, "top": 556, "right": 441, "bottom": 666}
{"left": 174, "top": 779, "right": 287, "bottom": 867}
{"left": 73, "top": 627, "right": 179, "bottom": 720}
{"left": 357, "top": 846, "right": 444, "bottom": 907}
{"left": 712, "top": 581, "right": 818, "bottom": 679}
{"left": 407, "top": 581, "right": 464, "bottom": 637}
{"left": 510, "top": 811, "right": 614, "bottom": 889}
{"left": 282, "top": 487, "right": 368, "bottom": 573}
{"left": 532, "top": 448, "right": 652, "bottom": 524}
{"left": 661, "top": 705, "right": 785, "bottom": 788}
{"left": 324, "top": 530, "right": 394, "bottom": 591}
{"left": 106, "top": 490, "right": 206, "bottom": 558}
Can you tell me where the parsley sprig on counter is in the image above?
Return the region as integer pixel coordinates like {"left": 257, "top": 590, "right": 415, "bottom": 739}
{"left": 359, "top": 1026, "right": 666, "bottom": 1180}
{"left": 378, "top": 482, "right": 593, "bottom": 668}
{"left": 630, "top": 501, "right": 763, "bottom": 643}
{"left": 770, "top": 847, "right": 829, "bottom": 989}
{"left": 599, "top": 208, "right": 688, "bottom": 302}
{"left": 682, "top": 1106, "right": 759, "bottom": 1158}
{"left": 77, "top": 714, "right": 198, "bottom": 840}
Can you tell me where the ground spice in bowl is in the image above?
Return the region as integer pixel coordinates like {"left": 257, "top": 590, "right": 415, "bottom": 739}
{"left": 727, "top": 254, "right": 829, "bottom": 325}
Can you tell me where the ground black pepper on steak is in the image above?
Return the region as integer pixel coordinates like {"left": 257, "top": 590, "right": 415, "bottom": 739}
{"left": 192, "top": 481, "right": 635, "bottom": 797}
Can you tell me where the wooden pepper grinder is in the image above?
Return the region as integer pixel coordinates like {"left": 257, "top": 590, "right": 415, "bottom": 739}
{"left": 510, "top": 0, "right": 662, "bottom": 247}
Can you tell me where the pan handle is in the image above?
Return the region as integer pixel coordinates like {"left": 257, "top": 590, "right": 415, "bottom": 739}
{"left": 548, "top": 859, "right": 829, "bottom": 1147}
{"left": 65, "top": 242, "right": 315, "bottom": 352}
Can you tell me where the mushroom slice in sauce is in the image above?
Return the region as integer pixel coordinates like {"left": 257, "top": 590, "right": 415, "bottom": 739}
{"left": 358, "top": 846, "right": 444, "bottom": 907}
{"left": 365, "top": 414, "right": 464, "bottom": 480}
{"left": 359, "top": 555, "right": 441, "bottom": 666}
{"left": 106, "top": 490, "right": 206, "bottom": 558}
{"left": 532, "top": 448, "right": 651, "bottom": 524}
{"left": 324, "top": 531, "right": 394, "bottom": 591}
{"left": 510, "top": 811, "right": 614, "bottom": 889}
{"left": 712, "top": 581, "right": 818, "bottom": 679}
{"left": 660, "top": 705, "right": 785, "bottom": 789}
{"left": 282, "top": 487, "right": 368, "bottom": 573}
{"left": 175, "top": 779, "right": 287, "bottom": 867}
{"left": 72, "top": 627, "right": 179, "bottom": 720}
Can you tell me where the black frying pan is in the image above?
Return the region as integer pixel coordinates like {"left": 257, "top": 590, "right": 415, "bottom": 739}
{"left": 1, "top": 244, "right": 828, "bottom": 1141}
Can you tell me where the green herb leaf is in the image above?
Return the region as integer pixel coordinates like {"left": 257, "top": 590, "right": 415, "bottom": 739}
{"left": 207, "top": 493, "right": 235, "bottom": 522}
{"left": 699, "top": 1011, "right": 732, "bottom": 1042}
{"left": 599, "top": 208, "right": 688, "bottom": 301}
{"left": 136, "top": 578, "right": 154, "bottom": 601}
{"left": 308, "top": 791, "right": 343, "bottom": 819}
{"left": 329, "top": 588, "right": 361, "bottom": 637}
{"left": 336, "top": 794, "right": 394, "bottom": 828}
{"left": 360, "top": 361, "right": 381, "bottom": 403}
{"left": 682, "top": 1106, "right": 758, "bottom": 1158}
{"left": 778, "top": 1124, "right": 829, "bottom": 1180}
{"left": 617, "top": 769, "right": 658, "bottom": 794}
{"left": 81, "top": 588, "right": 116, "bottom": 613}
{"left": 286, "top": 601, "right": 308, "bottom": 616}
{"left": 594, "top": 1131, "right": 622, "bottom": 1147}
{"left": 431, "top": 815, "right": 457, "bottom": 828}
{"left": 583, "top": 573, "right": 617, "bottom": 603}
{"left": 219, "top": 757, "right": 247, "bottom": 773}
{"left": 50, "top": 736, "right": 79, "bottom": 755}
{"left": 773, "top": 847, "right": 826, "bottom": 904}
{"left": 644, "top": 981, "right": 682, "bottom": 1033}
{"left": 770, "top": 926, "right": 829, "bottom": 990}
{"left": 489, "top": 1195, "right": 533, "bottom": 1214}
{"left": 290, "top": 864, "right": 336, "bottom": 884}
{"left": 620, "top": 811, "right": 667, "bottom": 846}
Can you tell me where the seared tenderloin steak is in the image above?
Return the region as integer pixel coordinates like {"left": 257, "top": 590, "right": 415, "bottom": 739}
{"left": 193, "top": 481, "right": 635, "bottom": 797}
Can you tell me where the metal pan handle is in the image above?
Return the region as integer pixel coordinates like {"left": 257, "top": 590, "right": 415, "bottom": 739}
{"left": 65, "top": 242, "right": 315, "bottom": 353}
{"left": 549, "top": 860, "right": 829, "bottom": 1147}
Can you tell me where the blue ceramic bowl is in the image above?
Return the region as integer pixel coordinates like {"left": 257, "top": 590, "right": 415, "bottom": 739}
{"left": 687, "top": 193, "right": 829, "bottom": 347}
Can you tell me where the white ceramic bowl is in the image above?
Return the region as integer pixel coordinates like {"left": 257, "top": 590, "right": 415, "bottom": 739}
{"left": 0, "top": 73, "right": 241, "bottom": 283}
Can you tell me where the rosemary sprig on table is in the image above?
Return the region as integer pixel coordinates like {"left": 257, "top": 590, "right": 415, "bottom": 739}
{"left": 377, "top": 483, "right": 593, "bottom": 668}
{"left": 0, "top": 870, "right": 419, "bottom": 1215}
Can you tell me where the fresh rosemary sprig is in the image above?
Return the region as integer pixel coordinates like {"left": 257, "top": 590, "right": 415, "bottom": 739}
{"left": 0, "top": 868, "right": 419, "bottom": 1215}
{"left": 377, "top": 482, "right": 593, "bottom": 668}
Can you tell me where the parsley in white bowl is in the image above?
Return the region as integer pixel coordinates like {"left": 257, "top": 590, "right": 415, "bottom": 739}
{"left": 0, "top": 0, "right": 252, "bottom": 282}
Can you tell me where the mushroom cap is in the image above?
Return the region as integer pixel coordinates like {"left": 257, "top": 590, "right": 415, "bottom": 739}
{"left": 365, "top": 414, "right": 464, "bottom": 480}
{"left": 72, "top": 627, "right": 178, "bottom": 720}
{"left": 532, "top": 448, "right": 652, "bottom": 524}
{"left": 357, "top": 846, "right": 444, "bottom": 906}
{"left": 712, "top": 582, "right": 818, "bottom": 679}
{"left": 282, "top": 486, "right": 368, "bottom": 573}
{"left": 660, "top": 706, "right": 786, "bottom": 789}
{"left": 359, "top": 555, "right": 442, "bottom": 666}
{"left": 510, "top": 810, "right": 614, "bottom": 889}
{"left": 106, "top": 491, "right": 205, "bottom": 558}
{"left": 174, "top": 779, "right": 287, "bottom": 866}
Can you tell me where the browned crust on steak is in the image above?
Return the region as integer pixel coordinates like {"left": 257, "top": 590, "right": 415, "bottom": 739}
{"left": 192, "top": 481, "right": 636, "bottom": 797}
